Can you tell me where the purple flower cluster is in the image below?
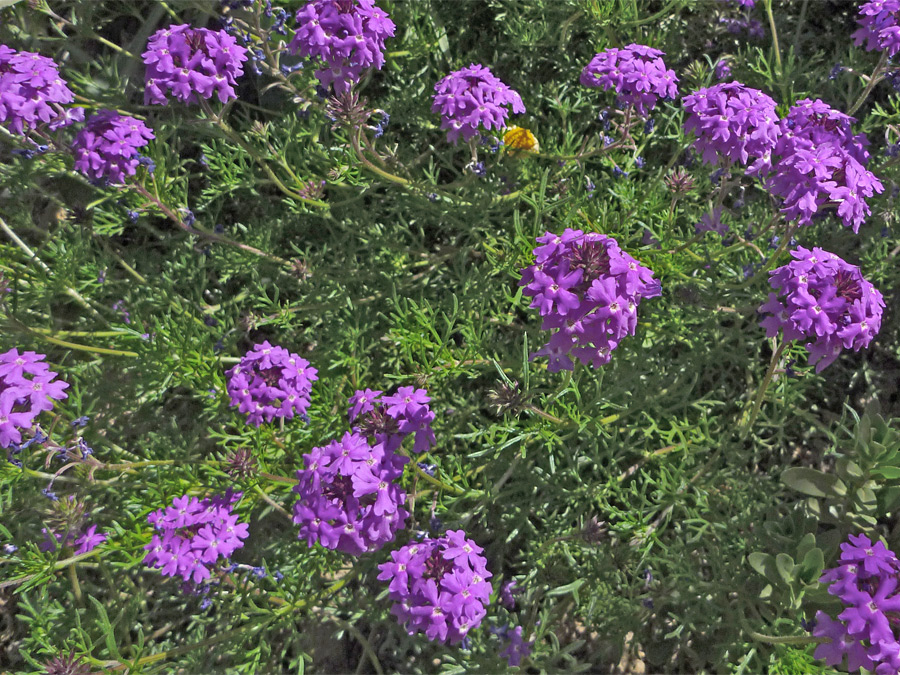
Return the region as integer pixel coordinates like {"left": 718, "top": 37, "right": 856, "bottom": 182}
{"left": 0, "top": 46, "right": 83, "bottom": 135}
{"left": 226, "top": 341, "right": 318, "bottom": 426}
{"left": 289, "top": 0, "right": 395, "bottom": 94}
{"left": 432, "top": 64, "right": 525, "bottom": 144}
{"left": 0, "top": 349, "right": 69, "bottom": 448}
{"left": 378, "top": 530, "right": 492, "bottom": 644}
{"left": 519, "top": 229, "right": 661, "bottom": 372}
{"left": 682, "top": 82, "right": 780, "bottom": 171}
{"left": 72, "top": 110, "right": 155, "bottom": 184}
{"left": 348, "top": 386, "right": 436, "bottom": 454}
{"left": 579, "top": 44, "right": 678, "bottom": 117}
{"left": 759, "top": 246, "right": 884, "bottom": 372}
{"left": 292, "top": 431, "right": 409, "bottom": 555}
{"left": 812, "top": 534, "right": 900, "bottom": 673}
{"left": 144, "top": 491, "right": 249, "bottom": 584}
{"left": 766, "top": 99, "right": 883, "bottom": 232}
{"left": 41, "top": 524, "right": 107, "bottom": 555}
{"left": 143, "top": 25, "right": 248, "bottom": 105}
{"left": 853, "top": 1, "right": 900, "bottom": 58}
{"left": 499, "top": 625, "right": 535, "bottom": 667}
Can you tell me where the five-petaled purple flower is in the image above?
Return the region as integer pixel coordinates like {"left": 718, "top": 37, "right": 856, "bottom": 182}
{"left": 432, "top": 64, "right": 525, "bottom": 144}
{"left": 0, "top": 45, "right": 83, "bottom": 135}
{"left": 812, "top": 533, "right": 900, "bottom": 673}
{"left": 378, "top": 530, "right": 492, "bottom": 645}
{"left": 348, "top": 386, "right": 436, "bottom": 454}
{"left": 853, "top": 1, "right": 900, "bottom": 58}
{"left": 519, "top": 229, "right": 661, "bottom": 372}
{"left": 72, "top": 110, "right": 155, "bottom": 184}
{"left": 289, "top": 0, "right": 395, "bottom": 94}
{"left": 143, "top": 24, "right": 248, "bottom": 105}
{"left": 580, "top": 44, "right": 678, "bottom": 117}
{"left": 0, "top": 349, "right": 69, "bottom": 449}
{"left": 226, "top": 341, "right": 318, "bottom": 426}
{"left": 759, "top": 246, "right": 884, "bottom": 372}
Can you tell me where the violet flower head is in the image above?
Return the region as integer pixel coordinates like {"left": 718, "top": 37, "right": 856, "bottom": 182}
{"left": 349, "top": 386, "right": 436, "bottom": 454}
{"left": 853, "top": 1, "right": 900, "bottom": 58}
{"left": 766, "top": 99, "right": 883, "bottom": 232}
{"left": 500, "top": 625, "right": 535, "bottom": 667}
{"left": 72, "top": 110, "right": 155, "bottom": 184}
{"left": 289, "top": 0, "right": 395, "bottom": 94}
{"left": 519, "top": 229, "right": 660, "bottom": 373}
{"left": 292, "top": 431, "right": 409, "bottom": 555}
{"left": 812, "top": 533, "right": 900, "bottom": 673}
{"left": 226, "top": 341, "right": 318, "bottom": 426}
{"left": 579, "top": 44, "right": 678, "bottom": 117}
{"left": 377, "top": 529, "right": 492, "bottom": 645}
{"left": 0, "top": 348, "right": 69, "bottom": 449}
{"left": 682, "top": 82, "right": 780, "bottom": 172}
{"left": 143, "top": 24, "right": 248, "bottom": 105}
{"left": 144, "top": 491, "right": 249, "bottom": 585}
{"left": 0, "top": 45, "right": 83, "bottom": 135}
{"left": 758, "top": 246, "right": 884, "bottom": 372}
{"left": 432, "top": 64, "right": 525, "bottom": 144}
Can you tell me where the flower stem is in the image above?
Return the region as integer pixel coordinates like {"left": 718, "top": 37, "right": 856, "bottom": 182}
{"left": 848, "top": 50, "right": 889, "bottom": 116}
{"left": 741, "top": 341, "right": 789, "bottom": 434}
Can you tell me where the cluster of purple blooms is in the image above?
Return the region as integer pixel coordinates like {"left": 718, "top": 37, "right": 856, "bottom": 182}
{"left": 289, "top": 0, "right": 395, "bottom": 94}
{"left": 71, "top": 111, "right": 155, "bottom": 184}
{"left": 144, "top": 491, "right": 249, "bottom": 584}
{"left": 766, "top": 99, "right": 883, "bottom": 232}
{"left": 497, "top": 625, "right": 535, "bottom": 667}
{"left": 41, "top": 524, "right": 107, "bottom": 555}
{"left": 348, "top": 386, "right": 436, "bottom": 454}
{"left": 682, "top": 82, "right": 780, "bottom": 173}
{"left": 579, "top": 44, "right": 679, "bottom": 117}
{"left": 142, "top": 25, "right": 248, "bottom": 105}
{"left": 0, "top": 46, "right": 83, "bottom": 135}
{"left": 853, "top": 0, "right": 900, "bottom": 58}
{"left": 292, "top": 430, "right": 409, "bottom": 555}
{"left": 0, "top": 349, "right": 69, "bottom": 449}
{"left": 377, "top": 530, "right": 492, "bottom": 645}
{"left": 759, "top": 246, "right": 884, "bottom": 372}
{"left": 431, "top": 64, "right": 525, "bottom": 144}
{"left": 812, "top": 534, "right": 900, "bottom": 673}
{"left": 519, "top": 229, "right": 661, "bottom": 372}
{"left": 226, "top": 341, "right": 318, "bottom": 426}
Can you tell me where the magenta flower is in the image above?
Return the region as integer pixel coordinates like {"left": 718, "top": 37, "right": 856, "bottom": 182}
{"left": 758, "top": 246, "right": 883, "bottom": 372}
{"left": 432, "top": 64, "right": 525, "bottom": 144}
{"left": 143, "top": 25, "right": 247, "bottom": 105}
{"left": 74, "top": 525, "right": 107, "bottom": 554}
{"left": 580, "top": 44, "right": 678, "bottom": 117}
{"left": 519, "top": 229, "right": 660, "bottom": 372}
{"left": 378, "top": 530, "right": 492, "bottom": 645}
{"left": 289, "top": 0, "right": 395, "bottom": 94}
{"left": 226, "top": 341, "right": 318, "bottom": 427}
{"left": 72, "top": 110, "right": 155, "bottom": 184}
{"left": 853, "top": 1, "right": 900, "bottom": 58}
{"left": 0, "top": 348, "right": 68, "bottom": 448}
{"left": 349, "top": 386, "right": 436, "bottom": 454}
{"left": 0, "top": 45, "right": 83, "bottom": 135}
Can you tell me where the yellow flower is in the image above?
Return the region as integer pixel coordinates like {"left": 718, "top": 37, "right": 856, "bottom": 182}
{"left": 502, "top": 126, "right": 539, "bottom": 155}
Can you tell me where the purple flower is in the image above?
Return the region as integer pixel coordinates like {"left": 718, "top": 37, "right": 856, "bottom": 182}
{"left": 0, "top": 348, "right": 68, "bottom": 449}
{"left": 143, "top": 25, "right": 248, "bottom": 105}
{"left": 580, "top": 44, "right": 678, "bottom": 117}
{"left": 226, "top": 341, "right": 318, "bottom": 426}
{"left": 695, "top": 207, "right": 729, "bottom": 237}
{"left": 432, "top": 64, "right": 525, "bottom": 144}
{"left": 74, "top": 525, "right": 107, "bottom": 554}
{"left": 853, "top": 1, "right": 900, "bottom": 58}
{"left": 378, "top": 530, "right": 492, "bottom": 645}
{"left": 500, "top": 625, "right": 535, "bottom": 667}
{"left": 144, "top": 491, "right": 248, "bottom": 585}
{"left": 350, "top": 386, "right": 436, "bottom": 454}
{"left": 758, "top": 247, "right": 883, "bottom": 372}
{"left": 765, "top": 99, "right": 883, "bottom": 232}
{"left": 500, "top": 579, "right": 520, "bottom": 609}
{"left": 519, "top": 229, "right": 660, "bottom": 372}
{"left": 292, "top": 431, "right": 409, "bottom": 555}
{"left": 289, "top": 0, "right": 395, "bottom": 94}
{"left": 72, "top": 110, "right": 155, "bottom": 184}
{"left": 682, "top": 82, "right": 780, "bottom": 172}
{"left": 714, "top": 58, "right": 732, "bottom": 81}
{"left": 0, "top": 46, "right": 83, "bottom": 135}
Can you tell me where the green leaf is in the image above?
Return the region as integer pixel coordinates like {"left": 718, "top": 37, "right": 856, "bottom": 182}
{"left": 781, "top": 467, "right": 847, "bottom": 498}
{"left": 775, "top": 553, "right": 796, "bottom": 584}
{"left": 748, "top": 552, "right": 781, "bottom": 587}
{"left": 796, "top": 547, "right": 825, "bottom": 585}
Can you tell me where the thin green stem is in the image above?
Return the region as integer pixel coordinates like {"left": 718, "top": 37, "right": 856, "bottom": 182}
{"left": 764, "top": 0, "right": 783, "bottom": 75}
{"left": 848, "top": 51, "right": 889, "bottom": 116}
{"left": 741, "top": 341, "right": 789, "bottom": 434}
